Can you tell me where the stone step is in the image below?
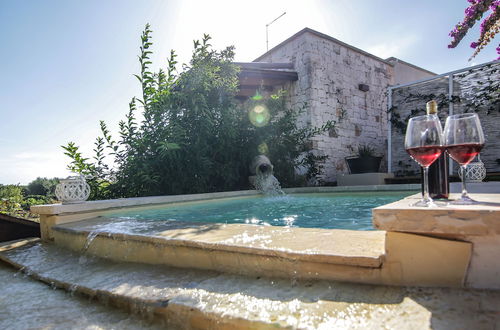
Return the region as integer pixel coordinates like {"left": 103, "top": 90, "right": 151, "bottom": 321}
{"left": 52, "top": 218, "right": 387, "bottom": 284}
{"left": 1, "top": 238, "right": 499, "bottom": 329}
{"left": 373, "top": 193, "right": 500, "bottom": 289}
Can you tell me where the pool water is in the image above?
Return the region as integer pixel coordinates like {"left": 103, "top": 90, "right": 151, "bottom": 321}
{"left": 106, "top": 192, "right": 412, "bottom": 231}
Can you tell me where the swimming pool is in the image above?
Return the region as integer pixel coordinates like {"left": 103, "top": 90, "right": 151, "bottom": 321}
{"left": 103, "top": 191, "right": 413, "bottom": 231}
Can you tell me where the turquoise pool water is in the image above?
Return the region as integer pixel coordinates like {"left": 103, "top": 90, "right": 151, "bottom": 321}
{"left": 106, "top": 191, "right": 413, "bottom": 231}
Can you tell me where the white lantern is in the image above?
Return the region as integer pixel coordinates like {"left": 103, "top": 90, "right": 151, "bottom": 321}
{"left": 55, "top": 175, "right": 91, "bottom": 204}
{"left": 458, "top": 155, "right": 487, "bottom": 183}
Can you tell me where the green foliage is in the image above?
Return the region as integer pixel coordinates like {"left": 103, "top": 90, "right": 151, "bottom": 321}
{"left": 1, "top": 185, "right": 26, "bottom": 216}
{"left": 0, "top": 185, "right": 24, "bottom": 213}
{"left": 21, "top": 195, "right": 53, "bottom": 210}
{"left": 0, "top": 184, "right": 23, "bottom": 201}
{"left": 357, "top": 144, "right": 377, "bottom": 158}
{"left": 62, "top": 142, "right": 93, "bottom": 176}
{"left": 62, "top": 25, "right": 332, "bottom": 199}
{"left": 61, "top": 142, "right": 111, "bottom": 200}
{"left": 0, "top": 181, "right": 58, "bottom": 220}
{"left": 26, "top": 177, "right": 59, "bottom": 197}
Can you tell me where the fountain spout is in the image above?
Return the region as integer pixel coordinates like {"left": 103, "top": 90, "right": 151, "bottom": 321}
{"left": 250, "top": 155, "right": 274, "bottom": 176}
{"left": 259, "top": 163, "right": 271, "bottom": 174}
{"left": 249, "top": 155, "right": 284, "bottom": 195}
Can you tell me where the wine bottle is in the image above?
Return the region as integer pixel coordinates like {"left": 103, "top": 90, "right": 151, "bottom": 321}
{"left": 425, "top": 100, "right": 449, "bottom": 199}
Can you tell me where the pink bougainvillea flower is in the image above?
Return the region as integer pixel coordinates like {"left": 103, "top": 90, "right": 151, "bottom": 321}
{"left": 449, "top": 0, "right": 499, "bottom": 60}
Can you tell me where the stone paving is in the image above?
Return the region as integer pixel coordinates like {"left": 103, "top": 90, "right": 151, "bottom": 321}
{"left": 1, "top": 239, "right": 499, "bottom": 329}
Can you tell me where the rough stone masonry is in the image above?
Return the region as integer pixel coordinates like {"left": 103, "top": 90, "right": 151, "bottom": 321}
{"left": 255, "top": 28, "right": 435, "bottom": 183}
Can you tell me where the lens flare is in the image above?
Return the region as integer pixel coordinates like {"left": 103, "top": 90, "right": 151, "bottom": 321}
{"left": 258, "top": 142, "right": 269, "bottom": 154}
{"left": 254, "top": 105, "right": 265, "bottom": 113}
{"left": 249, "top": 105, "right": 270, "bottom": 127}
{"left": 251, "top": 91, "right": 263, "bottom": 101}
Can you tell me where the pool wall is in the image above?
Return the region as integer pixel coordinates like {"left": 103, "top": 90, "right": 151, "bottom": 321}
{"left": 31, "top": 184, "right": 500, "bottom": 289}
{"left": 49, "top": 222, "right": 470, "bottom": 288}
{"left": 374, "top": 193, "right": 500, "bottom": 290}
{"left": 32, "top": 185, "right": 419, "bottom": 241}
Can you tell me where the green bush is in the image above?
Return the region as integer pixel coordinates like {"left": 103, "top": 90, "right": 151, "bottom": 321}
{"left": 357, "top": 144, "right": 377, "bottom": 157}
{"left": 21, "top": 195, "right": 54, "bottom": 210}
{"left": 0, "top": 183, "right": 57, "bottom": 217}
{"left": 0, "top": 184, "right": 23, "bottom": 202}
{"left": 26, "top": 177, "right": 59, "bottom": 197}
{"left": 0, "top": 184, "right": 24, "bottom": 213}
{"left": 62, "top": 25, "right": 333, "bottom": 199}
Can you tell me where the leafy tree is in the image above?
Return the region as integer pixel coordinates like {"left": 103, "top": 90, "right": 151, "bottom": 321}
{"left": 0, "top": 184, "right": 23, "bottom": 202}
{"left": 61, "top": 141, "right": 112, "bottom": 200}
{"left": 21, "top": 195, "right": 53, "bottom": 210}
{"left": 0, "top": 184, "right": 24, "bottom": 213}
{"left": 62, "top": 25, "right": 332, "bottom": 199}
{"left": 26, "top": 177, "right": 59, "bottom": 197}
{"left": 0, "top": 183, "right": 57, "bottom": 219}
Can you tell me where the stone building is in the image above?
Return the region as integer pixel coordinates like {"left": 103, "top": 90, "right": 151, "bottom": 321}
{"left": 237, "top": 27, "right": 435, "bottom": 184}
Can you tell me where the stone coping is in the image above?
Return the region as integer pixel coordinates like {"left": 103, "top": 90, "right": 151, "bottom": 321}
{"left": 50, "top": 222, "right": 472, "bottom": 287}
{"left": 450, "top": 182, "right": 500, "bottom": 194}
{"left": 31, "top": 190, "right": 259, "bottom": 215}
{"left": 373, "top": 193, "right": 500, "bottom": 238}
{"left": 54, "top": 219, "right": 386, "bottom": 268}
{"left": 2, "top": 239, "right": 497, "bottom": 329}
{"left": 31, "top": 184, "right": 419, "bottom": 215}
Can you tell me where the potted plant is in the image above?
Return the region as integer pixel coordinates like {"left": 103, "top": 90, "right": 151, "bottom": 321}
{"left": 345, "top": 144, "right": 382, "bottom": 174}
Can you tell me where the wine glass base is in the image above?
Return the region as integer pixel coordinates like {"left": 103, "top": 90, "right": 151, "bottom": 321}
{"left": 449, "top": 195, "right": 479, "bottom": 205}
{"left": 411, "top": 199, "right": 438, "bottom": 207}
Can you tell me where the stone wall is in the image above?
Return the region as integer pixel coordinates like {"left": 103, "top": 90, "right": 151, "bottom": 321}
{"left": 386, "top": 57, "right": 436, "bottom": 85}
{"left": 390, "top": 77, "right": 449, "bottom": 176}
{"left": 390, "top": 62, "right": 500, "bottom": 176}
{"left": 452, "top": 62, "right": 500, "bottom": 173}
{"left": 257, "top": 31, "right": 393, "bottom": 183}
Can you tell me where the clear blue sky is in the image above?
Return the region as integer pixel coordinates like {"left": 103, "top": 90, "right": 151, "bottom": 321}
{"left": 1, "top": 0, "right": 498, "bottom": 184}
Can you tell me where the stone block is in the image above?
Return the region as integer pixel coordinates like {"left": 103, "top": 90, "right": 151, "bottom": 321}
{"left": 337, "top": 173, "right": 394, "bottom": 186}
{"left": 374, "top": 193, "right": 500, "bottom": 289}
{"left": 380, "top": 231, "right": 471, "bottom": 287}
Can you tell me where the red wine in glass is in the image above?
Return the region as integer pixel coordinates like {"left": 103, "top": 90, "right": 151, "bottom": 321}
{"left": 406, "top": 146, "right": 443, "bottom": 167}
{"left": 444, "top": 113, "right": 485, "bottom": 205}
{"left": 446, "top": 143, "right": 484, "bottom": 165}
{"left": 404, "top": 115, "right": 443, "bottom": 207}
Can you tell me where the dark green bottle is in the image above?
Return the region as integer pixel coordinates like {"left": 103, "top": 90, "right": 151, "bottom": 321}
{"left": 425, "top": 100, "right": 449, "bottom": 199}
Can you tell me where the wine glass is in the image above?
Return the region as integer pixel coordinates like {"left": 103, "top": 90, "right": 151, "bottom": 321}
{"left": 444, "top": 113, "right": 485, "bottom": 205}
{"left": 405, "top": 115, "right": 443, "bottom": 207}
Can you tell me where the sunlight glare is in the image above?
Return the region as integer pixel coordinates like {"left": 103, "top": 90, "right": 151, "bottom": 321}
{"left": 249, "top": 104, "right": 270, "bottom": 127}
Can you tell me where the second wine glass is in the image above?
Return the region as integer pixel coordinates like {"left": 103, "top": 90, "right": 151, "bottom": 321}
{"left": 405, "top": 115, "right": 444, "bottom": 207}
{"left": 444, "top": 113, "right": 485, "bottom": 205}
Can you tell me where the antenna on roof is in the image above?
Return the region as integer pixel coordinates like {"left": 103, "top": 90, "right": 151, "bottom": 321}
{"left": 266, "top": 12, "right": 286, "bottom": 52}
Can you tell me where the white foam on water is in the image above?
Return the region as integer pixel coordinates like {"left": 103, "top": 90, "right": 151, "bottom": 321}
{"left": 254, "top": 172, "right": 284, "bottom": 196}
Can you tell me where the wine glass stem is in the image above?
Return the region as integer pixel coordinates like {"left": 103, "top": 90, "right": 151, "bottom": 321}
{"left": 422, "top": 166, "right": 431, "bottom": 203}
{"left": 461, "top": 165, "right": 468, "bottom": 199}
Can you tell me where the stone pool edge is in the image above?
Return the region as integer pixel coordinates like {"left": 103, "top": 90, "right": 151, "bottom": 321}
{"left": 374, "top": 193, "right": 500, "bottom": 290}
{"left": 32, "top": 185, "right": 419, "bottom": 240}
{"left": 30, "top": 184, "right": 476, "bottom": 288}
{"left": 32, "top": 184, "right": 419, "bottom": 215}
{"left": 49, "top": 223, "right": 471, "bottom": 288}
